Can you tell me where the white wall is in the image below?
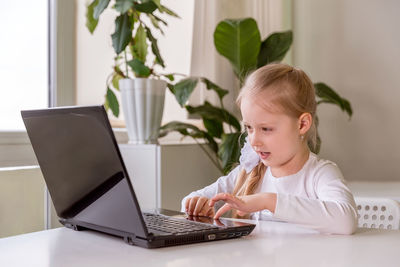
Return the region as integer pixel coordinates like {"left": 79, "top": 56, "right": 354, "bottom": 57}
{"left": 0, "top": 168, "right": 45, "bottom": 237}
{"left": 293, "top": 0, "right": 400, "bottom": 181}
{"left": 75, "top": 0, "right": 195, "bottom": 124}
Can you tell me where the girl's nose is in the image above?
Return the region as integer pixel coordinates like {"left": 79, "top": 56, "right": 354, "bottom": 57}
{"left": 249, "top": 131, "right": 262, "bottom": 148}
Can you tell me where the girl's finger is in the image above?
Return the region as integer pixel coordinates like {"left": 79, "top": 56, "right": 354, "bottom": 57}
{"left": 237, "top": 210, "right": 247, "bottom": 216}
{"left": 185, "top": 198, "right": 191, "bottom": 212}
{"left": 188, "top": 197, "right": 199, "bottom": 215}
{"left": 206, "top": 207, "right": 214, "bottom": 218}
{"left": 214, "top": 203, "right": 232, "bottom": 219}
{"left": 193, "top": 197, "right": 207, "bottom": 216}
{"left": 209, "top": 193, "right": 233, "bottom": 207}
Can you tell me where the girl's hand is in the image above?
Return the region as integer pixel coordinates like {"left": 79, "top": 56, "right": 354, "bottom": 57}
{"left": 209, "top": 193, "right": 277, "bottom": 219}
{"left": 185, "top": 196, "right": 215, "bottom": 217}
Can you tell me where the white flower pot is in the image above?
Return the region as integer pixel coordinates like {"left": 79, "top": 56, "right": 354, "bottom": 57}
{"left": 119, "top": 78, "right": 166, "bottom": 144}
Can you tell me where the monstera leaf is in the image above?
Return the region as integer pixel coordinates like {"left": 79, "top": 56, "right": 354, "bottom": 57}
{"left": 314, "top": 82, "right": 353, "bottom": 118}
{"left": 214, "top": 18, "right": 261, "bottom": 83}
{"left": 257, "top": 30, "right": 293, "bottom": 67}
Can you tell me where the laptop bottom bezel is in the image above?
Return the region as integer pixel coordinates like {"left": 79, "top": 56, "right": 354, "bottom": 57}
{"left": 59, "top": 211, "right": 256, "bottom": 248}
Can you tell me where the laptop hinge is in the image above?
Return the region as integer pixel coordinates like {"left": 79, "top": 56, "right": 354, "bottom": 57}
{"left": 59, "top": 219, "right": 85, "bottom": 231}
{"left": 124, "top": 235, "right": 136, "bottom": 245}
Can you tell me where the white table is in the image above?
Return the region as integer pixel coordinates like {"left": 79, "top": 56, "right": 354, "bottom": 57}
{"left": 1, "top": 219, "right": 399, "bottom": 267}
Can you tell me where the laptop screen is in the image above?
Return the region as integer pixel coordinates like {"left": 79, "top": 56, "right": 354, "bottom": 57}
{"left": 22, "top": 106, "right": 147, "bottom": 236}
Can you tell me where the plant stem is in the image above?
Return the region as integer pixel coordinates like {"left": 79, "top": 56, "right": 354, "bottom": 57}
{"left": 124, "top": 50, "right": 129, "bottom": 78}
{"left": 106, "top": 72, "right": 114, "bottom": 87}
{"left": 162, "top": 72, "right": 187, "bottom": 77}
{"left": 192, "top": 138, "right": 223, "bottom": 174}
{"left": 219, "top": 98, "right": 233, "bottom": 133}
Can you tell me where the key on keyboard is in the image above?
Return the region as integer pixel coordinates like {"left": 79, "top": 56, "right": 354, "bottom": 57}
{"left": 143, "top": 213, "right": 219, "bottom": 234}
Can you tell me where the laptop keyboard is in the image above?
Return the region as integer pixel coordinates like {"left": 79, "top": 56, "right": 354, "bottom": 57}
{"left": 143, "top": 213, "right": 219, "bottom": 234}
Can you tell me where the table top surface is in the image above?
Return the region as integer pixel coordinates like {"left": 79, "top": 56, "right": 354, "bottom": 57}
{"left": 1, "top": 219, "right": 400, "bottom": 267}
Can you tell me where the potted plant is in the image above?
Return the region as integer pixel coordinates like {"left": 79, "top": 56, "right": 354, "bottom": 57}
{"left": 160, "top": 18, "right": 353, "bottom": 174}
{"left": 86, "top": 0, "right": 178, "bottom": 144}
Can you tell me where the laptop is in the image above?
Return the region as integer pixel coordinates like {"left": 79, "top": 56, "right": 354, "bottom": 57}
{"left": 21, "top": 105, "right": 255, "bottom": 248}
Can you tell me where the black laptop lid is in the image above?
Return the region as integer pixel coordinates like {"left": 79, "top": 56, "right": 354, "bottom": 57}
{"left": 21, "top": 106, "right": 148, "bottom": 238}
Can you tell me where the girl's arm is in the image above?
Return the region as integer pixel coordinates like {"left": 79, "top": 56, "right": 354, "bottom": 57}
{"left": 273, "top": 163, "right": 358, "bottom": 235}
{"left": 209, "top": 163, "right": 358, "bottom": 235}
{"left": 180, "top": 166, "right": 241, "bottom": 212}
{"left": 210, "top": 192, "right": 277, "bottom": 218}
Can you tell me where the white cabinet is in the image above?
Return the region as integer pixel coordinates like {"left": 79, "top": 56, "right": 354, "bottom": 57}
{"left": 119, "top": 144, "right": 221, "bottom": 211}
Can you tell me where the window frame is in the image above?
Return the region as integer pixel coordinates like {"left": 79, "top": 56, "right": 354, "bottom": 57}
{"left": 0, "top": 0, "right": 76, "bottom": 168}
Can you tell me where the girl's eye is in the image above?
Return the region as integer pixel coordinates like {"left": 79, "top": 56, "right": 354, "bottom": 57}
{"left": 262, "top": 127, "right": 273, "bottom": 132}
{"left": 244, "top": 125, "right": 252, "bottom": 131}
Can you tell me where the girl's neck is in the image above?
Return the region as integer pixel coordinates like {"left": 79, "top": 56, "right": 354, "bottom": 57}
{"left": 270, "top": 146, "right": 310, "bottom": 178}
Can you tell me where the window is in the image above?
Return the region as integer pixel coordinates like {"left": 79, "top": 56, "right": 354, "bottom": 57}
{"left": 0, "top": 1, "right": 48, "bottom": 131}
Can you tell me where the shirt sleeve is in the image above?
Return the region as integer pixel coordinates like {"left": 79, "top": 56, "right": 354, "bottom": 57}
{"left": 273, "top": 163, "right": 358, "bottom": 235}
{"left": 180, "top": 166, "right": 241, "bottom": 212}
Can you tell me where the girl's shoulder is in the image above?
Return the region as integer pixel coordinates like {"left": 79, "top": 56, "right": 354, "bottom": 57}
{"left": 306, "top": 153, "right": 344, "bottom": 180}
{"left": 216, "top": 165, "right": 242, "bottom": 183}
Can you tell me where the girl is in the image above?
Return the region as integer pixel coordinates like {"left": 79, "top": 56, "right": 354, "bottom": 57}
{"left": 181, "top": 63, "right": 358, "bottom": 235}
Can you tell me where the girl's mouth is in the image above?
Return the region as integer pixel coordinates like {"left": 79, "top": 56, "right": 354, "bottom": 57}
{"left": 259, "top": 151, "right": 271, "bottom": 160}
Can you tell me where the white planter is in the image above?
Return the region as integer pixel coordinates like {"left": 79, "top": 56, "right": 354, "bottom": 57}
{"left": 119, "top": 78, "right": 166, "bottom": 144}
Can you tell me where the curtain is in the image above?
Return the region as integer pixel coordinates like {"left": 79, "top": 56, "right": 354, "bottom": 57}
{"left": 188, "top": 0, "right": 287, "bottom": 116}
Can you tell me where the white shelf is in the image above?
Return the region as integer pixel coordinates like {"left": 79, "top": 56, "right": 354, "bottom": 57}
{"left": 119, "top": 143, "right": 221, "bottom": 211}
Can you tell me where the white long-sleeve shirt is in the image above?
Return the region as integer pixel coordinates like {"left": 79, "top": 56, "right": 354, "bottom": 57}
{"left": 181, "top": 152, "right": 358, "bottom": 235}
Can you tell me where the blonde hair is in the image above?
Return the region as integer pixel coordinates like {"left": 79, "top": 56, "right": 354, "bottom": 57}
{"left": 232, "top": 63, "right": 317, "bottom": 217}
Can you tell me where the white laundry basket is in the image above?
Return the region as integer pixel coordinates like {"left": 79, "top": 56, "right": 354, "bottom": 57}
{"left": 355, "top": 197, "right": 400, "bottom": 230}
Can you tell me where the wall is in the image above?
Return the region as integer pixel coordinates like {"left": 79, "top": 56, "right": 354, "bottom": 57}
{"left": 292, "top": 0, "right": 400, "bottom": 181}
{"left": 0, "top": 168, "right": 45, "bottom": 238}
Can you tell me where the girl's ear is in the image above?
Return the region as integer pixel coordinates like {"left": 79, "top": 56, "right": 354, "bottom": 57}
{"left": 298, "top": 113, "right": 312, "bottom": 135}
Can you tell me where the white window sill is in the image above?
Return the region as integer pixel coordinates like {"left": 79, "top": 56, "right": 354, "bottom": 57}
{"left": 0, "top": 128, "right": 202, "bottom": 168}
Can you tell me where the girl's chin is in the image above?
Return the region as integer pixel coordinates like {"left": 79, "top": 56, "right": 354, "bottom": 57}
{"left": 260, "top": 157, "right": 271, "bottom": 166}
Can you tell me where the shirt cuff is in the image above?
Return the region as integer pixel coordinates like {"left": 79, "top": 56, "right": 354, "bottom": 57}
{"left": 272, "top": 193, "right": 290, "bottom": 220}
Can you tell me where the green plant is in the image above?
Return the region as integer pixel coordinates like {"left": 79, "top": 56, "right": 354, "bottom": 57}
{"left": 160, "top": 18, "right": 353, "bottom": 175}
{"left": 86, "top": 0, "right": 178, "bottom": 117}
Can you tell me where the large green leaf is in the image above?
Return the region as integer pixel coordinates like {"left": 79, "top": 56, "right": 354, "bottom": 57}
{"left": 203, "top": 118, "right": 223, "bottom": 139}
{"left": 135, "top": 1, "right": 158, "bottom": 13}
{"left": 162, "top": 74, "right": 175, "bottom": 81}
{"left": 314, "top": 82, "right": 353, "bottom": 118}
{"left": 106, "top": 87, "right": 119, "bottom": 117}
{"left": 93, "top": 0, "right": 110, "bottom": 19}
{"left": 127, "top": 58, "right": 151, "bottom": 77}
{"left": 145, "top": 26, "right": 165, "bottom": 67}
{"left": 186, "top": 102, "right": 241, "bottom": 131}
{"left": 149, "top": 14, "right": 164, "bottom": 35}
{"left": 257, "top": 30, "right": 293, "bottom": 67}
{"left": 172, "top": 78, "right": 198, "bottom": 107}
{"left": 158, "top": 4, "right": 180, "bottom": 18}
{"left": 112, "top": 13, "right": 133, "bottom": 54}
{"left": 167, "top": 83, "right": 175, "bottom": 95}
{"left": 86, "top": 0, "right": 99, "bottom": 34}
{"left": 149, "top": 0, "right": 161, "bottom": 9}
{"left": 115, "top": 0, "right": 134, "bottom": 13}
{"left": 113, "top": 65, "right": 126, "bottom": 78}
{"left": 214, "top": 18, "right": 261, "bottom": 82}
{"left": 342, "top": 99, "right": 353, "bottom": 117}
{"left": 111, "top": 72, "right": 123, "bottom": 90}
{"left": 133, "top": 24, "right": 148, "bottom": 62}
{"left": 159, "top": 121, "right": 218, "bottom": 153}
{"left": 151, "top": 14, "right": 167, "bottom": 26}
{"left": 200, "top": 78, "right": 229, "bottom": 101}
{"left": 218, "top": 132, "right": 243, "bottom": 174}
{"left": 159, "top": 121, "right": 202, "bottom": 137}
